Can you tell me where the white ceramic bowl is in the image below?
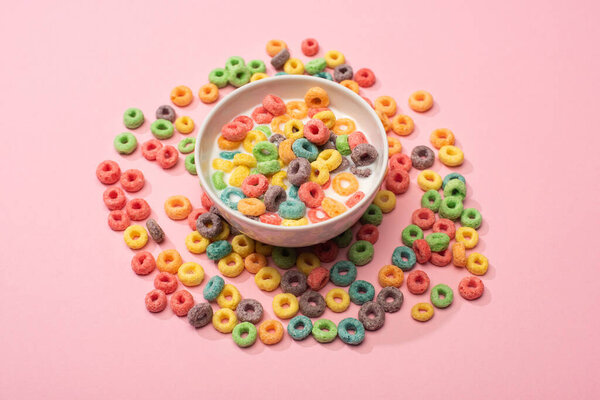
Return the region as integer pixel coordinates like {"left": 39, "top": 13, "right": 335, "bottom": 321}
{"left": 195, "top": 75, "right": 388, "bottom": 247}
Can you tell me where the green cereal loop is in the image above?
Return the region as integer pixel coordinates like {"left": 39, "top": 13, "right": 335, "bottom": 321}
{"left": 228, "top": 65, "right": 251, "bottom": 87}
{"left": 247, "top": 59, "right": 266, "bottom": 75}
{"left": 360, "top": 204, "right": 383, "bottom": 226}
{"left": 461, "top": 208, "right": 482, "bottom": 230}
{"left": 272, "top": 247, "right": 297, "bottom": 269}
{"left": 211, "top": 171, "right": 227, "bottom": 190}
{"left": 335, "top": 134, "right": 351, "bottom": 156}
{"left": 312, "top": 319, "right": 338, "bottom": 343}
{"left": 151, "top": 119, "right": 174, "bottom": 139}
{"left": 421, "top": 190, "right": 442, "bottom": 212}
{"left": 443, "top": 179, "right": 467, "bottom": 201}
{"left": 425, "top": 232, "right": 450, "bottom": 252}
{"left": 178, "top": 137, "right": 196, "bottom": 154}
{"left": 123, "top": 108, "right": 144, "bottom": 129}
{"left": 255, "top": 125, "right": 271, "bottom": 137}
{"left": 401, "top": 224, "right": 424, "bottom": 247}
{"left": 219, "top": 150, "right": 240, "bottom": 160}
{"left": 430, "top": 284, "right": 454, "bottom": 309}
{"left": 185, "top": 154, "right": 197, "bottom": 175}
{"left": 305, "top": 58, "right": 327, "bottom": 75}
{"left": 252, "top": 141, "right": 278, "bottom": 162}
{"left": 209, "top": 68, "right": 229, "bottom": 88}
{"left": 232, "top": 322, "right": 257, "bottom": 348}
{"left": 256, "top": 160, "right": 280, "bottom": 175}
{"left": 114, "top": 132, "right": 137, "bottom": 154}
{"left": 249, "top": 168, "right": 259, "bottom": 175}
{"left": 225, "top": 56, "right": 245, "bottom": 70}
{"left": 439, "top": 196, "right": 464, "bottom": 220}
{"left": 347, "top": 240, "right": 375, "bottom": 266}
{"left": 332, "top": 229, "right": 353, "bottom": 248}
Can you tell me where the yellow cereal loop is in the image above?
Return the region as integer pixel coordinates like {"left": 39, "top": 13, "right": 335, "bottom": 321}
{"left": 284, "top": 58, "right": 305, "bottom": 74}
{"left": 271, "top": 114, "right": 291, "bottom": 134}
{"left": 284, "top": 119, "right": 304, "bottom": 140}
{"left": 317, "top": 149, "right": 342, "bottom": 171}
{"left": 374, "top": 96, "right": 397, "bottom": 117}
{"left": 286, "top": 101, "right": 308, "bottom": 119}
{"left": 376, "top": 109, "right": 391, "bottom": 132}
{"left": 313, "top": 110, "right": 336, "bottom": 129}
{"left": 218, "top": 135, "right": 241, "bottom": 150}
{"left": 332, "top": 172, "right": 359, "bottom": 196}
{"left": 270, "top": 170, "right": 288, "bottom": 190}
{"left": 282, "top": 217, "right": 308, "bottom": 226}
{"left": 156, "top": 249, "right": 183, "bottom": 274}
{"left": 211, "top": 222, "right": 230, "bottom": 242}
{"left": 231, "top": 234, "right": 255, "bottom": 257}
{"left": 309, "top": 160, "right": 330, "bottom": 185}
{"left": 340, "top": 80, "right": 359, "bottom": 93}
{"left": 185, "top": 231, "right": 210, "bottom": 254}
{"left": 278, "top": 138, "right": 296, "bottom": 164}
{"left": 324, "top": 50, "right": 345, "bottom": 68}
{"left": 233, "top": 153, "right": 257, "bottom": 168}
{"left": 218, "top": 253, "right": 244, "bottom": 277}
{"left": 229, "top": 165, "right": 250, "bottom": 187}
{"left": 174, "top": 116, "right": 195, "bottom": 134}
{"left": 332, "top": 118, "right": 356, "bottom": 135}
{"left": 411, "top": 303, "right": 434, "bottom": 322}
{"left": 212, "top": 308, "right": 237, "bottom": 333}
{"left": 272, "top": 293, "right": 299, "bottom": 319}
{"left": 391, "top": 114, "right": 414, "bottom": 136}
{"left": 177, "top": 262, "right": 205, "bottom": 286}
{"left": 387, "top": 136, "right": 402, "bottom": 156}
{"left": 212, "top": 158, "right": 234, "bottom": 172}
{"left": 466, "top": 253, "right": 488, "bottom": 275}
{"left": 417, "top": 170, "right": 443, "bottom": 191}
{"left": 243, "top": 130, "right": 267, "bottom": 153}
{"left": 322, "top": 197, "right": 347, "bottom": 218}
{"left": 439, "top": 145, "right": 464, "bottom": 167}
{"left": 325, "top": 288, "right": 350, "bottom": 313}
{"left": 216, "top": 284, "right": 242, "bottom": 310}
{"left": 255, "top": 267, "right": 281, "bottom": 292}
{"left": 373, "top": 190, "right": 396, "bottom": 213}
{"left": 456, "top": 227, "right": 479, "bottom": 249}
{"left": 250, "top": 72, "right": 268, "bottom": 82}
{"left": 123, "top": 225, "right": 148, "bottom": 250}
{"left": 255, "top": 241, "right": 273, "bottom": 256}
{"left": 297, "top": 252, "right": 320, "bottom": 275}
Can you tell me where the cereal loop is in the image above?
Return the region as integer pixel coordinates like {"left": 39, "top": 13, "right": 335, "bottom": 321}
{"left": 438, "top": 145, "right": 464, "bottom": 167}
{"left": 408, "top": 90, "right": 434, "bottom": 112}
{"left": 340, "top": 80, "right": 359, "bottom": 93}
{"left": 322, "top": 197, "right": 347, "bottom": 218}
{"left": 304, "top": 87, "right": 330, "bottom": 108}
{"left": 430, "top": 128, "right": 455, "bottom": 149}
{"left": 170, "top": 85, "right": 193, "bottom": 107}
{"left": 258, "top": 320, "right": 284, "bottom": 345}
{"left": 391, "top": 115, "right": 415, "bottom": 136}
{"left": 157, "top": 249, "right": 183, "bottom": 274}
{"left": 332, "top": 118, "right": 356, "bottom": 135}
{"left": 123, "top": 225, "right": 148, "bottom": 249}
{"left": 374, "top": 96, "right": 397, "bottom": 117}
{"left": 332, "top": 172, "right": 359, "bottom": 196}
{"left": 164, "top": 195, "right": 192, "bottom": 220}
{"left": 411, "top": 303, "right": 434, "bottom": 322}
{"left": 378, "top": 265, "right": 404, "bottom": 288}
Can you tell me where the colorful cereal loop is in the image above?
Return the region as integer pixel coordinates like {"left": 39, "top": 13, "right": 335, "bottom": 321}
{"left": 332, "top": 172, "right": 359, "bottom": 196}
{"left": 411, "top": 303, "right": 434, "bottom": 322}
{"left": 332, "top": 118, "right": 356, "bottom": 135}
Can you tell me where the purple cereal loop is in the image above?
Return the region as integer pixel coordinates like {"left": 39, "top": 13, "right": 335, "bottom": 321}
{"left": 269, "top": 133, "right": 285, "bottom": 147}
{"left": 358, "top": 301, "right": 385, "bottom": 331}
{"left": 195, "top": 212, "right": 223, "bottom": 239}
{"left": 350, "top": 166, "right": 372, "bottom": 177}
{"left": 235, "top": 299, "right": 264, "bottom": 324}
{"left": 281, "top": 269, "right": 308, "bottom": 297}
{"left": 333, "top": 64, "right": 354, "bottom": 82}
{"left": 271, "top": 48, "right": 290, "bottom": 70}
{"left": 299, "top": 290, "right": 326, "bottom": 318}
{"left": 187, "top": 302, "right": 213, "bottom": 328}
{"left": 263, "top": 185, "right": 287, "bottom": 212}
{"left": 287, "top": 157, "right": 311, "bottom": 186}
{"left": 155, "top": 105, "right": 176, "bottom": 122}
{"left": 331, "top": 157, "right": 350, "bottom": 173}
{"left": 351, "top": 143, "right": 378, "bottom": 166}
{"left": 411, "top": 145, "right": 435, "bottom": 170}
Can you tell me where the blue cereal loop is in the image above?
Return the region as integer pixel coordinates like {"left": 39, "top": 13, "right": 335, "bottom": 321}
{"left": 442, "top": 172, "right": 466, "bottom": 189}
{"left": 288, "top": 185, "right": 299, "bottom": 199}
{"left": 337, "top": 317, "right": 365, "bottom": 345}
{"left": 287, "top": 315, "right": 313, "bottom": 341}
{"left": 314, "top": 71, "right": 333, "bottom": 80}
{"left": 203, "top": 276, "right": 225, "bottom": 301}
{"left": 220, "top": 187, "right": 245, "bottom": 210}
{"left": 349, "top": 280, "right": 375, "bottom": 305}
{"left": 278, "top": 199, "right": 306, "bottom": 220}
{"left": 391, "top": 246, "right": 417, "bottom": 271}
{"left": 292, "top": 138, "right": 319, "bottom": 161}
{"left": 206, "top": 240, "right": 232, "bottom": 261}
{"left": 219, "top": 151, "right": 241, "bottom": 160}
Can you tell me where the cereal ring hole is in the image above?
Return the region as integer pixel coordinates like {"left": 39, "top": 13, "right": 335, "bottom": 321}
{"left": 415, "top": 94, "right": 425, "bottom": 101}
{"left": 120, "top": 137, "right": 129, "bottom": 144}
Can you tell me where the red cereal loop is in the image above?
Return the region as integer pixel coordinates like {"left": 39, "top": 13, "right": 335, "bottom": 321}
{"left": 307, "top": 107, "right": 330, "bottom": 118}
{"left": 307, "top": 207, "right": 330, "bottom": 224}
{"left": 141, "top": 139, "right": 163, "bottom": 161}
{"left": 154, "top": 272, "right": 178, "bottom": 294}
{"left": 103, "top": 187, "right": 126, "bottom": 210}
{"left": 96, "top": 160, "right": 121, "bottom": 184}
{"left": 345, "top": 191, "right": 365, "bottom": 208}
{"left": 361, "top": 96, "right": 375, "bottom": 109}
{"left": 251, "top": 106, "right": 274, "bottom": 124}
{"left": 260, "top": 212, "right": 282, "bottom": 225}
{"left": 233, "top": 115, "right": 254, "bottom": 131}
{"left": 406, "top": 270, "right": 430, "bottom": 295}
{"left": 301, "top": 38, "right": 319, "bottom": 56}
{"left": 126, "top": 198, "right": 151, "bottom": 221}
{"left": 458, "top": 276, "right": 485, "bottom": 300}
{"left": 313, "top": 240, "right": 339, "bottom": 263}
{"left": 354, "top": 68, "right": 376, "bottom": 88}
{"left": 303, "top": 119, "right": 330, "bottom": 145}
{"left": 411, "top": 208, "right": 436, "bottom": 230}
{"left": 156, "top": 145, "right": 179, "bottom": 169}
{"left": 385, "top": 168, "right": 410, "bottom": 194}
{"left": 131, "top": 251, "right": 156, "bottom": 275}
{"left": 433, "top": 218, "right": 456, "bottom": 239}
{"left": 389, "top": 153, "right": 412, "bottom": 172}
{"left": 221, "top": 121, "right": 248, "bottom": 141}
{"left": 170, "top": 290, "right": 194, "bottom": 317}
{"left": 307, "top": 267, "right": 330, "bottom": 291}
{"left": 145, "top": 289, "right": 167, "bottom": 313}
{"left": 242, "top": 174, "right": 269, "bottom": 198}
{"left": 356, "top": 224, "right": 379, "bottom": 244}
{"left": 299, "top": 182, "right": 325, "bottom": 208}
{"left": 201, "top": 192, "right": 214, "bottom": 209}
{"left": 120, "top": 169, "right": 145, "bottom": 192}
{"left": 412, "top": 239, "right": 431, "bottom": 264}
{"left": 348, "top": 131, "right": 367, "bottom": 150}
{"left": 262, "top": 94, "right": 287, "bottom": 116}
{"left": 430, "top": 249, "right": 452, "bottom": 267}
{"left": 187, "top": 208, "right": 208, "bottom": 230}
{"left": 108, "top": 210, "right": 130, "bottom": 231}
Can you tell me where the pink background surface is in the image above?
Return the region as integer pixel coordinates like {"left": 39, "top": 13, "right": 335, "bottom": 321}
{"left": 1, "top": 1, "right": 599, "bottom": 399}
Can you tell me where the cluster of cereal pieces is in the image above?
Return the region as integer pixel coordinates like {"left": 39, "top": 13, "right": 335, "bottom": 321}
{"left": 211, "top": 88, "right": 378, "bottom": 225}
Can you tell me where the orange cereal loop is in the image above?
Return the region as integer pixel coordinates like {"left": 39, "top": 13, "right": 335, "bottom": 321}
{"left": 266, "top": 39, "right": 287, "bottom": 57}
{"left": 408, "top": 90, "right": 434, "bottom": 112}
{"left": 271, "top": 114, "right": 291, "bottom": 135}
{"left": 332, "top": 172, "right": 359, "bottom": 196}
{"left": 278, "top": 138, "right": 297, "bottom": 164}
{"left": 322, "top": 197, "right": 347, "bottom": 218}
{"left": 170, "top": 85, "right": 193, "bottom": 107}
{"left": 387, "top": 136, "right": 402, "bottom": 157}
{"left": 304, "top": 87, "right": 330, "bottom": 108}
{"left": 340, "top": 80, "right": 359, "bottom": 94}
{"left": 452, "top": 242, "right": 467, "bottom": 267}
{"left": 286, "top": 101, "right": 308, "bottom": 119}
{"left": 376, "top": 109, "right": 391, "bottom": 132}
{"left": 332, "top": 118, "right": 356, "bottom": 135}
{"left": 258, "top": 319, "right": 284, "bottom": 345}
{"left": 391, "top": 114, "right": 414, "bottom": 136}
{"left": 198, "top": 83, "right": 219, "bottom": 104}
{"left": 218, "top": 135, "right": 241, "bottom": 150}
{"left": 157, "top": 249, "right": 183, "bottom": 274}
{"left": 237, "top": 198, "right": 266, "bottom": 217}
{"left": 244, "top": 253, "right": 267, "bottom": 274}
{"left": 374, "top": 96, "right": 397, "bottom": 117}
{"left": 164, "top": 195, "right": 192, "bottom": 220}
{"left": 378, "top": 264, "right": 404, "bottom": 288}
{"left": 430, "top": 128, "right": 455, "bottom": 149}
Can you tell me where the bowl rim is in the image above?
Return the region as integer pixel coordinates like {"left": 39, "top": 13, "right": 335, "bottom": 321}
{"left": 194, "top": 74, "right": 388, "bottom": 232}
